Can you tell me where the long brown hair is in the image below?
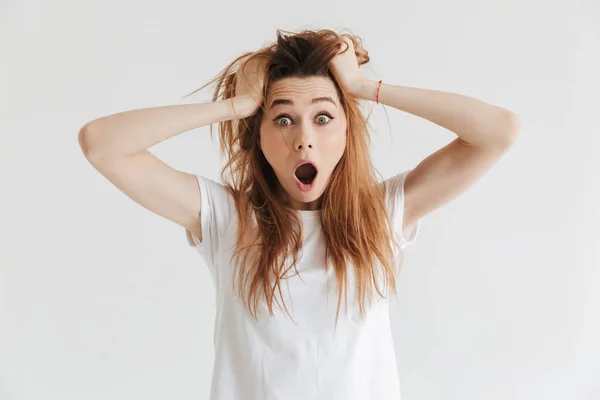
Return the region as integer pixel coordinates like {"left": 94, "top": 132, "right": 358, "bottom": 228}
{"left": 184, "top": 29, "right": 403, "bottom": 326}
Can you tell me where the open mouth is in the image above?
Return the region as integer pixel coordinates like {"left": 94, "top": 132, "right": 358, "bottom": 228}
{"left": 294, "top": 162, "right": 318, "bottom": 185}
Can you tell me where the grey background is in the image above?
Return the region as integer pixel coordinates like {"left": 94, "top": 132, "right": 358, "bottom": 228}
{"left": 1, "top": 0, "right": 598, "bottom": 399}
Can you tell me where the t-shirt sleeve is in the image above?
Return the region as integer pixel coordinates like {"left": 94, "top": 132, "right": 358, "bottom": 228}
{"left": 185, "top": 175, "right": 235, "bottom": 287}
{"left": 383, "top": 169, "right": 422, "bottom": 249}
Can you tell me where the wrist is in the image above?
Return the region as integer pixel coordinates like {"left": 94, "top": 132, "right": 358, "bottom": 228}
{"left": 355, "top": 79, "right": 379, "bottom": 102}
{"left": 229, "top": 95, "right": 261, "bottom": 119}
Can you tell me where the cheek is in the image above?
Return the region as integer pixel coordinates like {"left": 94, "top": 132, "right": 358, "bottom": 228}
{"left": 322, "top": 129, "right": 347, "bottom": 159}
{"left": 260, "top": 130, "right": 290, "bottom": 165}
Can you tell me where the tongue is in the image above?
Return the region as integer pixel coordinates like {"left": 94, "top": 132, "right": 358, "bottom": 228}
{"left": 295, "top": 163, "right": 316, "bottom": 182}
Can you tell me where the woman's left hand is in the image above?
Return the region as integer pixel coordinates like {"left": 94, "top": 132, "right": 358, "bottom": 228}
{"left": 329, "top": 36, "right": 369, "bottom": 98}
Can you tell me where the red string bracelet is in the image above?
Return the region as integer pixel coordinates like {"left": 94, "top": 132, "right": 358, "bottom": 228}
{"left": 376, "top": 80, "right": 383, "bottom": 104}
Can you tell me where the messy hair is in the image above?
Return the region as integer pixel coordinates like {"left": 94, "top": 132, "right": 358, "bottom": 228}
{"left": 184, "top": 28, "right": 402, "bottom": 327}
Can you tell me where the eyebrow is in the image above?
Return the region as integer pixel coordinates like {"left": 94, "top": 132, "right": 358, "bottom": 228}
{"left": 269, "top": 96, "right": 337, "bottom": 110}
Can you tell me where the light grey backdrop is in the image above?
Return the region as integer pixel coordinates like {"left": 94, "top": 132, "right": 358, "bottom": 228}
{"left": 1, "top": 0, "right": 599, "bottom": 399}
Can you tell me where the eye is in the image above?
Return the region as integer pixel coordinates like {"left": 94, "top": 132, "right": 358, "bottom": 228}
{"left": 273, "top": 113, "right": 335, "bottom": 127}
{"left": 316, "top": 114, "right": 333, "bottom": 125}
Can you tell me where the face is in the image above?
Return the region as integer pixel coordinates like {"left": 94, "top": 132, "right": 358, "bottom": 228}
{"left": 259, "top": 76, "right": 347, "bottom": 210}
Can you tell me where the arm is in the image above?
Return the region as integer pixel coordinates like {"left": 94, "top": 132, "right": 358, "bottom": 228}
{"left": 78, "top": 96, "right": 258, "bottom": 241}
{"left": 356, "top": 80, "right": 520, "bottom": 230}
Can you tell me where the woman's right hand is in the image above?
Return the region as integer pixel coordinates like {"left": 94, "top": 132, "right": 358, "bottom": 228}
{"left": 231, "top": 55, "right": 268, "bottom": 118}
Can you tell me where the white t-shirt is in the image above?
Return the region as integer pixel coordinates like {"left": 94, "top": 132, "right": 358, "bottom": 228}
{"left": 188, "top": 169, "right": 421, "bottom": 400}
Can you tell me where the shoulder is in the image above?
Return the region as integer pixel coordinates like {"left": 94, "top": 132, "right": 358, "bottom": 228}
{"left": 186, "top": 174, "right": 238, "bottom": 246}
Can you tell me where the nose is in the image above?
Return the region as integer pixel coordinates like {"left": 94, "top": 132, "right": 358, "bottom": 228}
{"left": 294, "top": 139, "right": 312, "bottom": 151}
{"left": 293, "top": 127, "right": 314, "bottom": 151}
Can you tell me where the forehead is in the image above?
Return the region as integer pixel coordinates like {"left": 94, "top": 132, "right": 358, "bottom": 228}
{"left": 267, "top": 76, "right": 340, "bottom": 108}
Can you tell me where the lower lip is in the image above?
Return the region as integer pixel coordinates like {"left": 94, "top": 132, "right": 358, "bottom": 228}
{"left": 294, "top": 173, "right": 318, "bottom": 192}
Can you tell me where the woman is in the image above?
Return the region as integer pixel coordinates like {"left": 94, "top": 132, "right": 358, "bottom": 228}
{"left": 79, "top": 29, "right": 519, "bottom": 400}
